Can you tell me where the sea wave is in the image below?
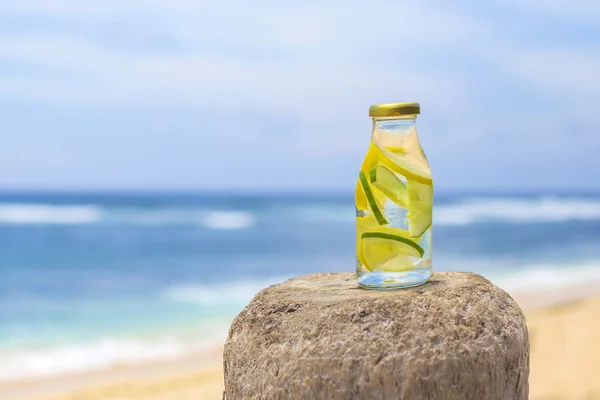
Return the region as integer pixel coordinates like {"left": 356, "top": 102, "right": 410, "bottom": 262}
{"left": 0, "top": 203, "right": 257, "bottom": 229}
{"left": 201, "top": 211, "right": 256, "bottom": 230}
{"left": 488, "top": 263, "right": 600, "bottom": 293}
{"left": 162, "top": 260, "right": 600, "bottom": 304}
{"left": 162, "top": 276, "right": 290, "bottom": 306}
{"left": 435, "top": 255, "right": 600, "bottom": 293}
{"left": 0, "top": 203, "right": 101, "bottom": 225}
{"left": 0, "top": 332, "right": 227, "bottom": 383}
{"left": 277, "top": 196, "right": 600, "bottom": 225}
{"left": 435, "top": 197, "right": 600, "bottom": 225}
{"left": 3, "top": 196, "right": 600, "bottom": 228}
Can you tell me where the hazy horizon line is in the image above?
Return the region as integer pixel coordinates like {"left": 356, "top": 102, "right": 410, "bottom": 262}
{"left": 0, "top": 187, "right": 598, "bottom": 197}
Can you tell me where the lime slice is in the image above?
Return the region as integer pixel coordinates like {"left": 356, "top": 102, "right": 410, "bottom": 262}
{"left": 360, "top": 230, "right": 424, "bottom": 271}
{"left": 370, "top": 143, "right": 432, "bottom": 185}
{"left": 407, "top": 180, "right": 433, "bottom": 237}
{"left": 369, "top": 166, "right": 409, "bottom": 208}
{"left": 356, "top": 145, "right": 387, "bottom": 211}
{"left": 361, "top": 231, "right": 424, "bottom": 257}
{"left": 364, "top": 226, "right": 422, "bottom": 242}
{"left": 358, "top": 171, "right": 388, "bottom": 225}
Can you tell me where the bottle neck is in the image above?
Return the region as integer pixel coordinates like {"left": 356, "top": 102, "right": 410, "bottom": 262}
{"left": 371, "top": 117, "right": 418, "bottom": 145}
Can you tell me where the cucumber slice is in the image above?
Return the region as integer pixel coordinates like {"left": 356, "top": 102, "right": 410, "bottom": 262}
{"left": 360, "top": 230, "right": 424, "bottom": 271}
{"left": 358, "top": 171, "right": 388, "bottom": 225}
{"left": 407, "top": 180, "right": 433, "bottom": 237}
{"left": 369, "top": 166, "right": 409, "bottom": 208}
{"left": 370, "top": 143, "right": 432, "bottom": 185}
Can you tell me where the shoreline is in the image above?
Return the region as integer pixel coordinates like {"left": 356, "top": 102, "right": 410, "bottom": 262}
{"left": 2, "top": 280, "right": 600, "bottom": 400}
{"left": 0, "top": 348, "right": 225, "bottom": 400}
{"left": 509, "top": 279, "right": 600, "bottom": 311}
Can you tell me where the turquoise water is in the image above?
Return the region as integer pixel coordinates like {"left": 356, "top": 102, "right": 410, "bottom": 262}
{"left": 1, "top": 192, "right": 600, "bottom": 381}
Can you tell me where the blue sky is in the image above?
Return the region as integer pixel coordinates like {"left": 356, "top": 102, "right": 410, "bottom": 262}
{"left": 0, "top": 0, "right": 599, "bottom": 192}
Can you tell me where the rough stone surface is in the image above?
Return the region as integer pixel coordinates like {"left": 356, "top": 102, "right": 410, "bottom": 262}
{"left": 224, "top": 272, "right": 529, "bottom": 400}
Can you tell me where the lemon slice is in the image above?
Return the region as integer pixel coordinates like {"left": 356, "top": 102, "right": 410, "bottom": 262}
{"left": 361, "top": 231, "right": 424, "bottom": 257}
{"left": 355, "top": 180, "right": 369, "bottom": 210}
{"left": 385, "top": 146, "right": 406, "bottom": 154}
{"left": 356, "top": 213, "right": 379, "bottom": 265}
{"left": 357, "top": 213, "right": 380, "bottom": 233}
{"left": 360, "top": 229, "right": 424, "bottom": 271}
{"left": 370, "top": 143, "right": 432, "bottom": 185}
{"left": 356, "top": 145, "right": 387, "bottom": 211}
{"left": 358, "top": 171, "right": 388, "bottom": 225}
{"left": 369, "top": 166, "right": 409, "bottom": 208}
{"left": 407, "top": 180, "right": 433, "bottom": 237}
{"left": 382, "top": 254, "right": 415, "bottom": 272}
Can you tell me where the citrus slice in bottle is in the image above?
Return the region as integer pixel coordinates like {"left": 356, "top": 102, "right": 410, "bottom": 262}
{"left": 356, "top": 146, "right": 387, "bottom": 211}
{"left": 356, "top": 213, "right": 379, "bottom": 265}
{"left": 355, "top": 180, "right": 369, "bottom": 210}
{"left": 365, "top": 226, "right": 423, "bottom": 242}
{"left": 370, "top": 143, "right": 432, "bottom": 185}
{"left": 369, "top": 166, "right": 409, "bottom": 208}
{"left": 406, "top": 180, "right": 433, "bottom": 237}
{"left": 358, "top": 171, "right": 388, "bottom": 225}
{"left": 382, "top": 254, "right": 415, "bottom": 272}
{"left": 360, "top": 229, "right": 424, "bottom": 271}
{"left": 384, "top": 145, "right": 406, "bottom": 154}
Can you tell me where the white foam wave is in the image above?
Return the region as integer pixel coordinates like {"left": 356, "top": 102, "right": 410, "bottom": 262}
{"left": 162, "top": 276, "right": 289, "bottom": 306}
{"left": 0, "top": 203, "right": 101, "bottom": 225}
{"left": 488, "top": 263, "right": 600, "bottom": 293}
{"left": 435, "top": 197, "right": 600, "bottom": 225}
{"left": 0, "top": 333, "right": 227, "bottom": 383}
{"left": 275, "top": 196, "right": 600, "bottom": 226}
{"left": 201, "top": 211, "right": 256, "bottom": 230}
{"left": 436, "top": 255, "right": 600, "bottom": 291}
{"left": 3, "top": 196, "right": 600, "bottom": 227}
{"left": 105, "top": 210, "right": 194, "bottom": 225}
{"left": 0, "top": 203, "right": 258, "bottom": 229}
{"left": 107, "top": 209, "right": 256, "bottom": 229}
{"left": 0, "top": 275, "right": 287, "bottom": 382}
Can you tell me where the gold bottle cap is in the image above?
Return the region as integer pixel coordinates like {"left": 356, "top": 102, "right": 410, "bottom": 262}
{"left": 369, "top": 102, "right": 420, "bottom": 117}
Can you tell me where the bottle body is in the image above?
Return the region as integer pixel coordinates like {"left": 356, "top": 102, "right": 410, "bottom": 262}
{"left": 355, "top": 115, "right": 433, "bottom": 289}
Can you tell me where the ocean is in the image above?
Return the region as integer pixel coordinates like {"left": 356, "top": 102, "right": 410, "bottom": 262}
{"left": 1, "top": 191, "right": 600, "bottom": 382}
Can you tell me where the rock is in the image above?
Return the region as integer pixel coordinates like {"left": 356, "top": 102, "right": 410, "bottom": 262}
{"left": 224, "top": 272, "right": 529, "bottom": 400}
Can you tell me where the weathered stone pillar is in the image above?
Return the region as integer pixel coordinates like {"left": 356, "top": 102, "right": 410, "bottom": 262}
{"left": 224, "top": 272, "right": 529, "bottom": 400}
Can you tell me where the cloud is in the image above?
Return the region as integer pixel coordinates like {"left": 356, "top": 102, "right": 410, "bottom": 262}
{"left": 0, "top": 0, "right": 598, "bottom": 190}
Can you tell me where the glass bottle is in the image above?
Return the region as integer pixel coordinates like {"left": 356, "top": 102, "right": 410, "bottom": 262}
{"left": 355, "top": 102, "right": 433, "bottom": 289}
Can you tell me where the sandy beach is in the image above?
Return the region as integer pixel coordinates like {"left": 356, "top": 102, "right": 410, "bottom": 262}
{"left": 3, "top": 286, "right": 600, "bottom": 400}
{"left": 0, "top": 348, "right": 226, "bottom": 400}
